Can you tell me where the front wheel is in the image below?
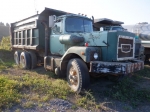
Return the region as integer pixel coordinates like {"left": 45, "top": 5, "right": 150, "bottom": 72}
{"left": 67, "top": 58, "right": 90, "bottom": 93}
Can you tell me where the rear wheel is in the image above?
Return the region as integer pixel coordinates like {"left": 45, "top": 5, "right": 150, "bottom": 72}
{"left": 29, "top": 51, "right": 37, "bottom": 69}
{"left": 14, "top": 51, "right": 21, "bottom": 65}
{"left": 20, "top": 52, "right": 31, "bottom": 69}
{"left": 67, "top": 58, "right": 90, "bottom": 93}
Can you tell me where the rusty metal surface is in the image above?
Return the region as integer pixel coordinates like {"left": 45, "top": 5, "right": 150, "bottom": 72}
{"left": 90, "top": 61, "right": 144, "bottom": 75}
{"left": 12, "top": 45, "right": 39, "bottom": 50}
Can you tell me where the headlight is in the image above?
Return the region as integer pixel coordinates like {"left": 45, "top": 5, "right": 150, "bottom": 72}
{"left": 94, "top": 53, "right": 98, "bottom": 59}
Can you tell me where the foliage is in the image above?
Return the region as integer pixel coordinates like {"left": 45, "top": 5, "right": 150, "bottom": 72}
{"left": 76, "top": 91, "right": 96, "bottom": 110}
{"left": 0, "top": 75, "right": 21, "bottom": 109}
{"left": 104, "top": 76, "right": 150, "bottom": 107}
{"left": 0, "top": 36, "right": 11, "bottom": 50}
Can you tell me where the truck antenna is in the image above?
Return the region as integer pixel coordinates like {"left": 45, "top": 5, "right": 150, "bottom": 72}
{"left": 92, "top": 16, "right": 94, "bottom": 24}
{"left": 34, "top": 0, "right": 38, "bottom": 14}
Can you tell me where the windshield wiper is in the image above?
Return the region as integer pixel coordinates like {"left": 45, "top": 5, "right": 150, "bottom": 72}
{"left": 75, "top": 31, "right": 84, "bottom": 33}
{"left": 68, "top": 31, "right": 76, "bottom": 33}
{"left": 68, "top": 31, "right": 84, "bottom": 33}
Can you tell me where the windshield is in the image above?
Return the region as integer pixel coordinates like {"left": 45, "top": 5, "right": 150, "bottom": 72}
{"left": 104, "top": 27, "right": 111, "bottom": 31}
{"left": 112, "top": 27, "right": 123, "bottom": 31}
{"left": 65, "top": 17, "right": 93, "bottom": 33}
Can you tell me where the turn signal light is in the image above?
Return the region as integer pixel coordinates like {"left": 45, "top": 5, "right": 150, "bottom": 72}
{"left": 85, "top": 42, "right": 88, "bottom": 47}
{"left": 81, "top": 51, "right": 85, "bottom": 55}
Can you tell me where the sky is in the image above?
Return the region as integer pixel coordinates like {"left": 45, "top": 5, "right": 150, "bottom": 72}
{"left": 0, "top": 0, "right": 150, "bottom": 25}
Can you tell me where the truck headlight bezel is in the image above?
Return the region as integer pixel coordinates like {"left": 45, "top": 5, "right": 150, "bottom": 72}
{"left": 94, "top": 53, "right": 98, "bottom": 59}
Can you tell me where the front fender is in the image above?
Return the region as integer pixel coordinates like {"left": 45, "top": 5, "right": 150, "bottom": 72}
{"left": 61, "top": 46, "right": 101, "bottom": 63}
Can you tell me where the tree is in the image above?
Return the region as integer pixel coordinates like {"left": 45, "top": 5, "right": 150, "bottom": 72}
{"left": 6, "top": 23, "right": 10, "bottom": 27}
{"left": 0, "top": 22, "right": 4, "bottom": 26}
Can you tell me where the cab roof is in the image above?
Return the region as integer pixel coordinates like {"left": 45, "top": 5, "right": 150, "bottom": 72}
{"left": 94, "top": 18, "right": 124, "bottom": 25}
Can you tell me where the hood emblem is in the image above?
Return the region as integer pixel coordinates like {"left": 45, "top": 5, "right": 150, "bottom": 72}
{"left": 121, "top": 44, "right": 131, "bottom": 53}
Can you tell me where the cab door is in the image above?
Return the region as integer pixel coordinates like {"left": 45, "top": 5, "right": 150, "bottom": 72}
{"left": 50, "top": 21, "right": 64, "bottom": 55}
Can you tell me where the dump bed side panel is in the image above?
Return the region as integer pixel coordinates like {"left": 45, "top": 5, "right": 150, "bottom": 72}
{"left": 10, "top": 15, "right": 45, "bottom": 51}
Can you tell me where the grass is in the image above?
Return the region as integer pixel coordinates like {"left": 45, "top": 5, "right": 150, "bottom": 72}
{"left": 0, "top": 75, "right": 21, "bottom": 109}
{"left": 76, "top": 91, "right": 96, "bottom": 109}
{"left": 0, "top": 72, "right": 72, "bottom": 109}
{"left": 105, "top": 78, "right": 150, "bottom": 107}
{"left": 135, "top": 65, "right": 150, "bottom": 78}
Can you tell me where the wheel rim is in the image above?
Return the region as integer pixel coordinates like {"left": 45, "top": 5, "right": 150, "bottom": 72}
{"left": 68, "top": 66, "right": 79, "bottom": 90}
{"left": 149, "top": 58, "right": 150, "bottom": 62}
{"left": 20, "top": 55, "right": 25, "bottom": 68}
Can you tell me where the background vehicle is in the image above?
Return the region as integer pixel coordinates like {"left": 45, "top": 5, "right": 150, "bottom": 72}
{"left": 10, "top": 8, "right": 144, "bottom": 93}
{"left": 93, "top": 18, "right": 125, "bottom": 31}
{"left": 123, "top": 22, "right": 150, "bottom": 62}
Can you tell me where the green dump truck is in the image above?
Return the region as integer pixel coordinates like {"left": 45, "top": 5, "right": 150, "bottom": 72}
{"left": 10, "top": 8, "right": 144, "bottom": 93}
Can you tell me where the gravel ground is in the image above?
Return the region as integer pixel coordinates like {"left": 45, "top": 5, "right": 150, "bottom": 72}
{"left": 4, "top": 98, "right": 91, "bottom": 112}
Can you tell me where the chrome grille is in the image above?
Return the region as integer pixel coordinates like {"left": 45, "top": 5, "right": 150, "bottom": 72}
{"left": 117, "top": 35, "right": 134, "bottom": 61}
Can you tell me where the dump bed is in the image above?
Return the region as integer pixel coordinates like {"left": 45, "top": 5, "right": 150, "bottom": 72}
{"left": 10, "top": 7, "right": 68, "bottom": 51}
{"left": 10, "top": 14, "right": 43, "bottom": 50}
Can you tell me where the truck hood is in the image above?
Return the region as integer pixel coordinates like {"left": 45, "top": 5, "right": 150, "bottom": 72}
{"left": 71, "top": 31, "right": 108, "bottom": 46}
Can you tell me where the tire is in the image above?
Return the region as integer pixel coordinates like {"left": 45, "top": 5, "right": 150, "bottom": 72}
{"left": 20, "top": 52, "right": 31, "bottom": 69}
{"left": 67, "top": 58, "right": 90, "bottom": 93}
{"left": 14, "top": 51, "right": 21, "bottom": 65}
{"left": 29, "top": 51, "right": 37, "bottom": 69}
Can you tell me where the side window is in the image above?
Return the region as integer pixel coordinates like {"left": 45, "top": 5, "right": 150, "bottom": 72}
{"left": 52, "top": 21, "right": 62, "bottom": 34}
{"left": 27, "top": 29, "right": 30, "bottom": 37}
{"left": 32, "top": 29, "right": 39, "bottom": 37}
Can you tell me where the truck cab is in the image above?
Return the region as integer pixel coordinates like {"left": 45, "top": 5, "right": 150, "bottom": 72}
{"left": 50, "top": 14, "right": 93, "bottom": 55}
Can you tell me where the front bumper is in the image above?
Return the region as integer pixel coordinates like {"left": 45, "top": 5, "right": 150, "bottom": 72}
{"left": 89, "top": 60, "right": 144, "bottom": 75}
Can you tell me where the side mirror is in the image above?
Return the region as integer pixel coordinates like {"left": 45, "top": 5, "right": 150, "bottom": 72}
{"left": 49, "top": 15, "right": 56, "bottom": 27}
{"left": 52, "top": 24, "right": 61, "bottom": 34}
